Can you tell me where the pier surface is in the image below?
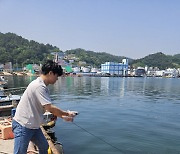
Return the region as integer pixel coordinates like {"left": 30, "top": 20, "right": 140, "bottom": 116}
{"left": 0, "top": 138, "right": 13, "bottom": 154}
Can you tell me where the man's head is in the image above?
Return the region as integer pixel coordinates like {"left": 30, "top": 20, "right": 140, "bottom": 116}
{"left": 41, "top": 60, "right": 63, "bottom": 76}
{"left": 41, "top": 60, "right": 63, "bottom": 85}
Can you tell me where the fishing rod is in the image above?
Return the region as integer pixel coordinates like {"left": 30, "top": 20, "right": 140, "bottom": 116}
{"left": 72, "top": 121, "right": 124, "bottom": 153}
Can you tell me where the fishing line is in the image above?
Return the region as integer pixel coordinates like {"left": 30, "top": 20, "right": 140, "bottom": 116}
{"left": 72, "top": 122, "right": 124, "bottom": 153}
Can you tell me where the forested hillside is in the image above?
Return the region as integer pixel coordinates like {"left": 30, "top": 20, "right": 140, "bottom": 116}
{"left": 0, "top": 32, "right": 180, "bottom": 69}
{"left": 65, "top": 48, "right": 129, "bottom": 67}
{"left": 0, "top": 32, "right": 61, "bottom": 65}
{"left": 0, "top": 32, "right": 130, "bottom": 67}
{"left": 131, "top": 52, "right": 180, "bottom": 69}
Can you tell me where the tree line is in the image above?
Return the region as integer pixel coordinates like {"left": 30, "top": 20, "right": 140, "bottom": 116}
{"left": 0, "top": 32, "right": 61, "bottom": 66}
{"left": 0, "top": 32, "right": 180, "bottom": 69}
{"left": 132, "top": 52, "right": 180, "bottom": 70}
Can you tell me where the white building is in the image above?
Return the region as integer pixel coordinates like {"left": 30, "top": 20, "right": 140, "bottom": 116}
{"left": 91, "top": 68, "right": 99, "bottom": 73}
{"left": 101, "top": 59, "right": 128, "bottom": 76}
{"left": 81, "top": 67, "right": 90, "bottom": 73}
{"left": 155, "top": 70, "right": 165, "bottom": 77}
{"left": 163, "top": 68, "right": 178, "bottom": 77}
{"left": 73, "top": 67, "right": 80, "bottom": 73}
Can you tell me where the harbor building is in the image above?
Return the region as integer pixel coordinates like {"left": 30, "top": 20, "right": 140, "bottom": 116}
{"left": 135, "top": 67, "right": 146, "bottom": 77}
{"left": 101, "top": 59, "right": 128, "bottom": 76}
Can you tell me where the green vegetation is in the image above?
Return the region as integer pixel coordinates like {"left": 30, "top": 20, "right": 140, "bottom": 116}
{"left": 0, "top": 32, "right": 62, "bottom": 66}
{"left": 131, "top": 52, "right": 180, "bottom": 69}
{"left": 0, "top": 32, "right": 180, "bottom": 69}
{"left": 65, "top": 48, "right": 128, "bottom": 67}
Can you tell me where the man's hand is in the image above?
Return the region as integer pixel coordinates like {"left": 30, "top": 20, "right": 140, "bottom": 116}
{"left": 62, "top": 116, "right": 73, "bottom": 122}
{"left": 67, "top": 110, "right": 79, "bottom": 117}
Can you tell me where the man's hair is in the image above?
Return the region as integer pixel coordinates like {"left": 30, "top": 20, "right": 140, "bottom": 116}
{"left": 41, "top": 60, "right": 63, "bottom": 76}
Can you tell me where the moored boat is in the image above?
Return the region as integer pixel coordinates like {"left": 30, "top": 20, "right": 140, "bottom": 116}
{"left": 0, "top": 89, "right": 21, "bottom": 117}
{"left": 0, "top": 76, "right": 8, "bottom": 89}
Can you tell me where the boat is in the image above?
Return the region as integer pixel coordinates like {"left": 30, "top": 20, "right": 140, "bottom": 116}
{"left": 0, "top": 92, "right": 21, "bottom": 106}
{"left": 0, "top": 76, "right": 8, "bottom": 89}
{"left": 0, "top": 96, "right": 20, "bottom": 117}
{"left": 0, "top": 88, "right": 21, "bottom": 117}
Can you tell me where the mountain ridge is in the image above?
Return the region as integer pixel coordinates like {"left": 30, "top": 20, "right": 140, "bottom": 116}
{"left": 0, "top": 32, "right": 179, "bottom": 69}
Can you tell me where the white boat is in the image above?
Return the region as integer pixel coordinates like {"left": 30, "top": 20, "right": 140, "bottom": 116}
{"left": 0, "top": 94, "right": 21, "bottom": 103}
{"left": 0, "top": 76, "right": 8, "bottom": 88}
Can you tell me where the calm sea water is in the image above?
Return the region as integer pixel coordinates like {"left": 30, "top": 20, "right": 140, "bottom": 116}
{"left": 6, "top": 76, "right": 180, "bottom": 154}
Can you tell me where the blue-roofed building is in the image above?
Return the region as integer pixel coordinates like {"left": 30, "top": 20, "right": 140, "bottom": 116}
{"left": 101, "top": 59, "right": 128, "bottom": 76}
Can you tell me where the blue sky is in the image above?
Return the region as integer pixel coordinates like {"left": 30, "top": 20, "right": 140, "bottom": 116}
{"left": 0, "top": 0, "right": 180, "bottom": 59}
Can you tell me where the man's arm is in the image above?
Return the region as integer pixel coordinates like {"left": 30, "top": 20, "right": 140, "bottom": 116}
{"left": 44, "top": 104, "right": 69, "bottom": 118}
{"left": 43, "top": 104, "right": 78, "bottom": 122}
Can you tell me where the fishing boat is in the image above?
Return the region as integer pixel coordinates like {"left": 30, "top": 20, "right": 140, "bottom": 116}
{"left": 0, "top": 97, "right": 20, "bottom": 117}
{"left": 0, "top": 87, "right": 21, "bottom": 117}
{"left": 0, "top": 76, "right": 8, "bottom": 89}
{"left": 0, "top": 91, "right": 21, "bottom": 106}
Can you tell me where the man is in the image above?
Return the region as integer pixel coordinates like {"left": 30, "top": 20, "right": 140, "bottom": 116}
{"left": 12, "top": 60, "right": 77, "bottom": 154}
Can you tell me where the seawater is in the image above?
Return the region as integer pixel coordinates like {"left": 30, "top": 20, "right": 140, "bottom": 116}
{"left": 7, "top": 76, "right": 180, "bottom": 154}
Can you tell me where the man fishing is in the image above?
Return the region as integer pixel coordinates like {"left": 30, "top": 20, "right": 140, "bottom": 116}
{"left": 12, "top": 60, "right": 78, "bottom": 154}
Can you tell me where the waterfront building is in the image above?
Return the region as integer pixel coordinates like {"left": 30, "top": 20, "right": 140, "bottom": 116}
{"left": 147, "top": 70, "right": 156, "bottom": 77}
{"left": 64, "top": 66, "right": 73, "bottom": 73}
{"left": 135, "top": 67, "right": 146, "bottom": 77}
{"left": 81, "top": 67, "right": 90, "bottom": 73}
{"left": 91, "top": 68, "right": 99, "bottom": 73}
{"left": 101, "top": 59, "right": 128, "bottom": 76}
{"left": 128, "top": 68, "right": 135, "bottom": 76}
{"left": 0, "top": 62, "right": 13, "bottom": 73}
{"left": 177, "top": 68, "right": 180, "bottom": 77}
{"left": 155, "top": 70, "right": 165, "bottom": 77}
{"left": 163, "top": 68, "right": 178, "bottom": 78}
{"left": 73, "top": 67, "right": 80, "bottom": 73}
{"left": 53, "top": 52, "right": 67, "bottom": 66}
{"left": 145, "top": 66, "right": 165, "bottom": 77}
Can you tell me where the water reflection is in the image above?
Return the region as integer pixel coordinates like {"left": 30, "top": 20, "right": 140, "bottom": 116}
{"left": 5, "top": 76, "right": 180, "bottom": 102}
{"left": 100, "top": 77, "right": 126, "bottom": 98}
{"left": 6, "top": 76, "right": 36, "bottom": 88}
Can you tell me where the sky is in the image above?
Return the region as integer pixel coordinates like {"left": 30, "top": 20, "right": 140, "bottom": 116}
{"left": 0, "top": 0, "right": 180, "bottom": 59}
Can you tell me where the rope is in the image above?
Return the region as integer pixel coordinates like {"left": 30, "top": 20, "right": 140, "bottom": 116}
{"left": 72, "top": 122, "right": 124, "bottom": 153}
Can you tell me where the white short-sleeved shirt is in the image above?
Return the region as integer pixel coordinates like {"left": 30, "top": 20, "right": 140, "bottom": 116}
{"left": 13, "top": 77, "right": 51, "bottom": 129}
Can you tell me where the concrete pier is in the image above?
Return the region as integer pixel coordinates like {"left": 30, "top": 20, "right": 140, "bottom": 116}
{"left": 0, "top": 138, "right": 14, "bottom": 154}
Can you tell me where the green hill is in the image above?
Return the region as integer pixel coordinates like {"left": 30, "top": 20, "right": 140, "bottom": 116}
{"left": 0, "top": 32, "right": 62, "bottom": 66}
{"left": 65, "top": 48, "right": 129, "bottom": 67}
{"left": 0, "top": 32, "right": 131, "bottom": 68}
{"left": 131, "top": 52, "right": 180, "bottom": 69}
{"left": 0, "top": 32, "right": 180, "bottom": 69}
